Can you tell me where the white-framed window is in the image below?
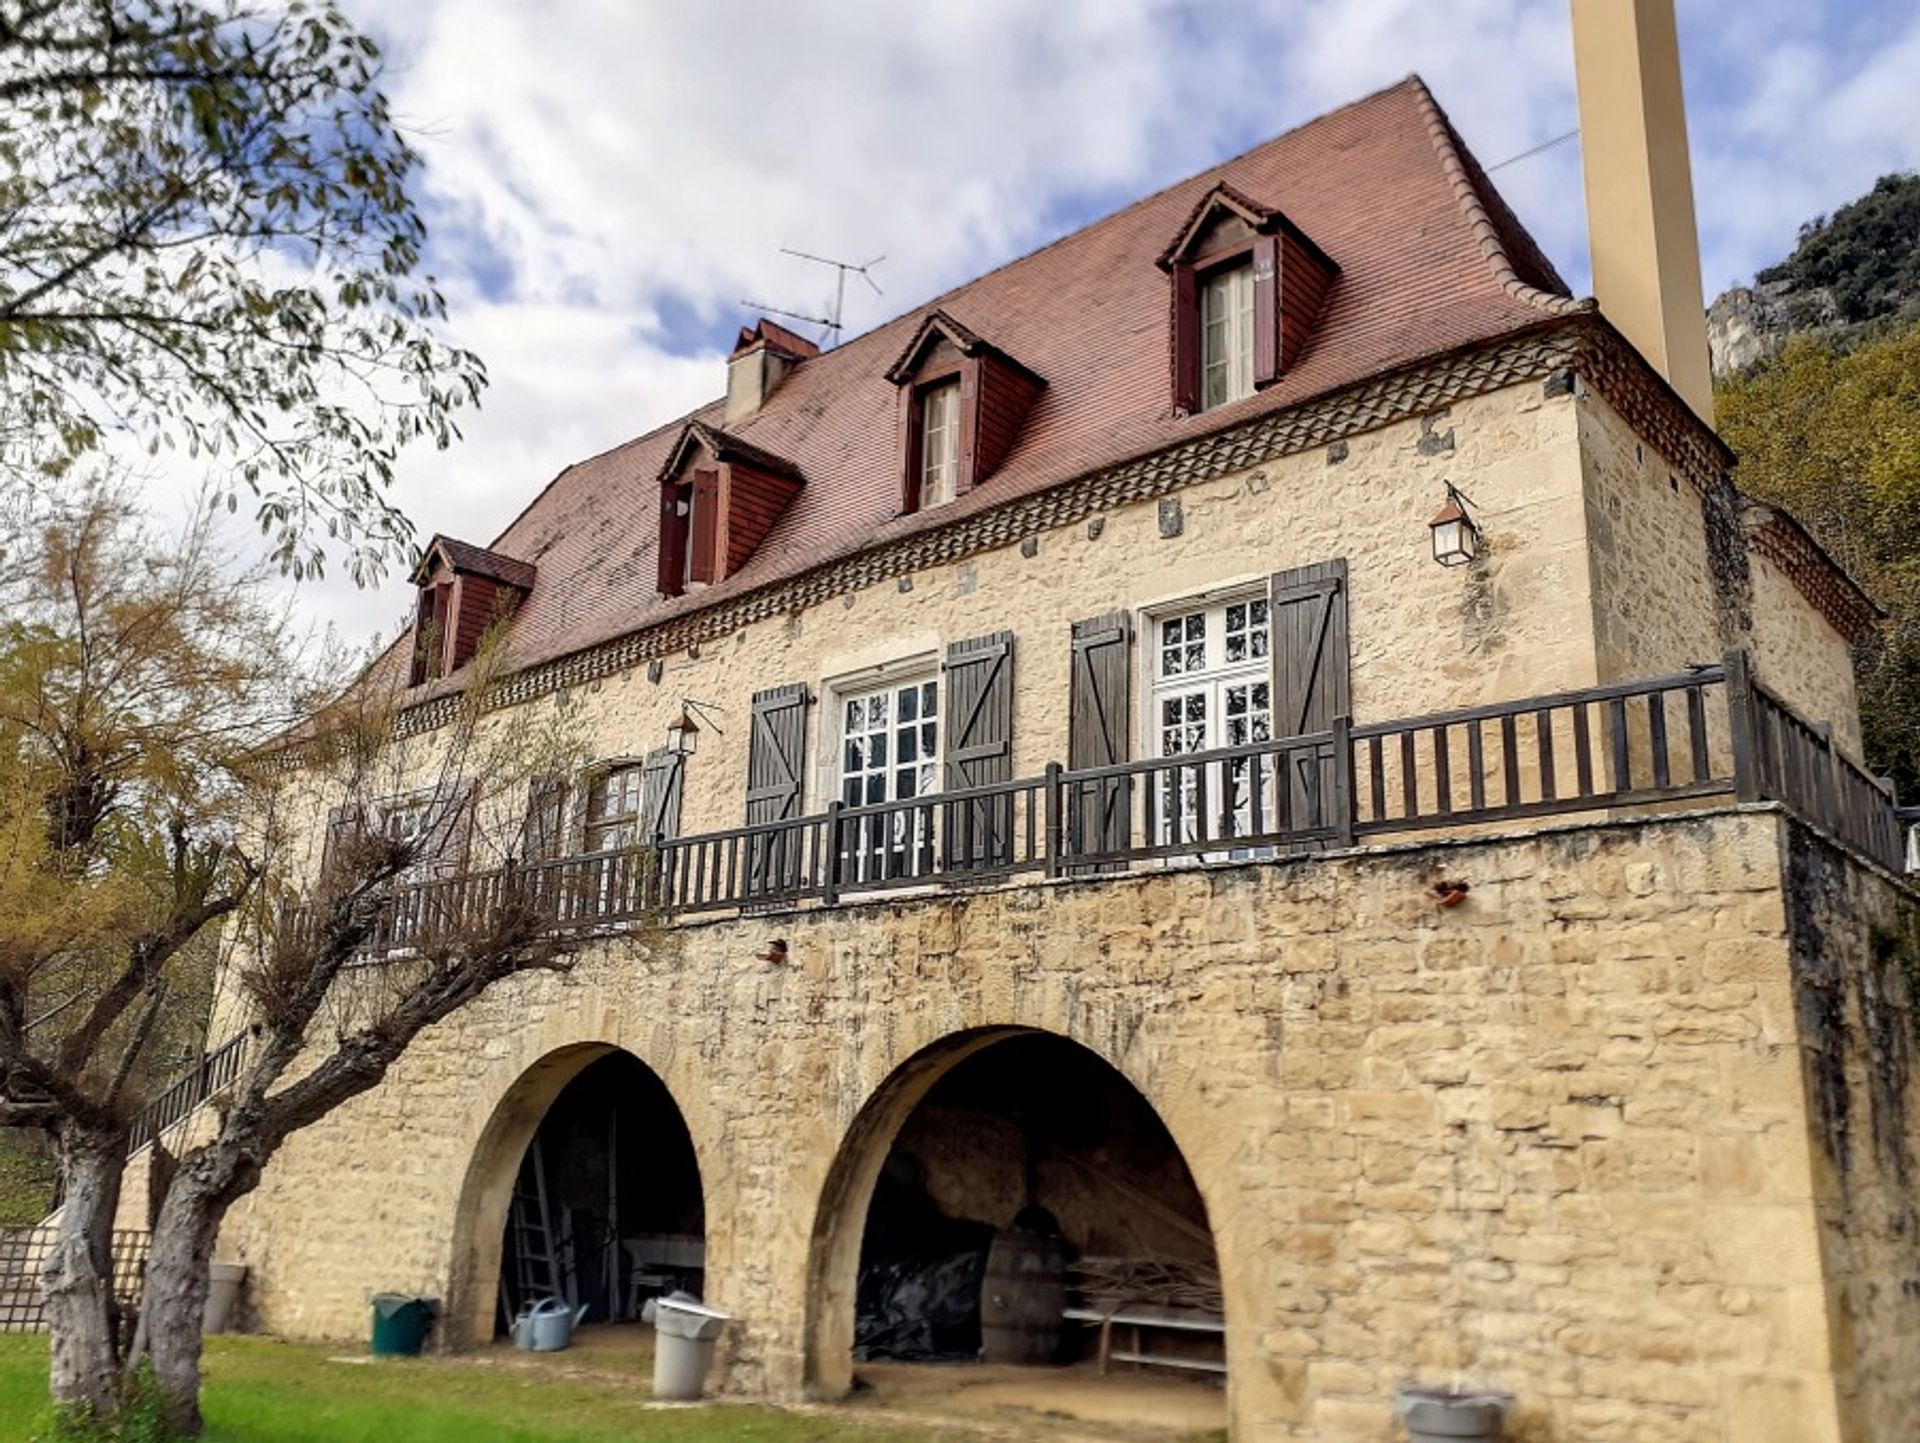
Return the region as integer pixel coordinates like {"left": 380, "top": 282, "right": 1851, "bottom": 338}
{"left": 834, "top": 671, "right": 940, "bottom": 883}
{"left": 1149, "top": 592, "right": 1273, "bottom": 846}
{"left": 918, "top": 380, "right": 962, "bottom": 509}
{"left": 584, "top": 764, "right": 646, "bottom": 853}
{"left": 373, "top": 786, "right": 467, "bottom": 883}
{"left": 1200, "top": 261, "right": 1254, "bottom": 411}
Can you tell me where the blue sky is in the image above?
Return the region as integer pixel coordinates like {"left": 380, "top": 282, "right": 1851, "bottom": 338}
{"left": 296, "top": 0, "right": 1918, "bottom": 646}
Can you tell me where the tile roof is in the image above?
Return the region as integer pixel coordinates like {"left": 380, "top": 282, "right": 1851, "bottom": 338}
{"left": 409, "top": 535, "right": 537, "bottom": 590}
{"left": 387, "top": 75, "right": 1583, "bottom": 695}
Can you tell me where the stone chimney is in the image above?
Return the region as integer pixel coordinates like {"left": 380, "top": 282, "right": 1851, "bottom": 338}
{"left": 1570, "top": 0, "right": 1715, "bottom": 425}
{"left": 726, "top": 318, "right": 820, "bottom": 425}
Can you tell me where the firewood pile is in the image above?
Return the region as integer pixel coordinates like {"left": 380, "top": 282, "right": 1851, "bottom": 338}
{"left": 1066, "top": 1255, "right": 1223, "bottom": 1316}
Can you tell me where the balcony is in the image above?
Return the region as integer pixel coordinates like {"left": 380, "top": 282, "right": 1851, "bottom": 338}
{"left": 339, "top": 654, "right": 1908, "bottom": 947}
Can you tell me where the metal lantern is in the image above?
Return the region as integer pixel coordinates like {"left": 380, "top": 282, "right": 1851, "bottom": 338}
{"left": 1429, "top": 484, "right": 1480, "bottom": 567}
{"left": 666, "top": 709, "right": 700, "bottom": 757}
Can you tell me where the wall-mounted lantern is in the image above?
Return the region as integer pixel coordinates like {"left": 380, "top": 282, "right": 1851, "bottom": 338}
{"left": 1429, "top": 483, "right": 1481, "bottom": 568}
{"left": 666, "top": 710, "right": 700, "bottom": 757}
{"left": 667, "top": 697, "right": 724, "bottom": 758}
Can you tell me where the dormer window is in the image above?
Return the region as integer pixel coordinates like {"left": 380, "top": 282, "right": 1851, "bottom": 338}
{"left": 1201, "top": 260, "right": 1255, "bottom": 410}
{"left": 656, "top": 422, "right": 802, "bottom": 598}
{"left": 918, "top": 380, "right": 962, "bottom": 509}
{"left": 887, "top": 309, "right": 1044, "bottom": 516}
{"left": 405, "top": 537, "right": 536, "bottom": 687}
{"left": 1158, "top": 182, "right": 1337, "bottom": 417}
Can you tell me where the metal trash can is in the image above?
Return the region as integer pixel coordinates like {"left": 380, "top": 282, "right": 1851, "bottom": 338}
{"left": 203, "top": 1262, "right": 247, "bottom": 1335}
{"left": 369, "top": 1294, "right": 439, "bottom": 1357}
{"left": 1395, "top": 1386, "right": 1511, "bottom": 1442}
{"left": 646, "top": 1293, "right": 729, "bottom": 1401}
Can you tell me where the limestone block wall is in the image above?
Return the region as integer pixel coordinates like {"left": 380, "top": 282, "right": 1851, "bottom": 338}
{"left": 271, "top": 378, "right": 1604, "bottom": 891}
{"left": 1575, "top": 384, "right": 1725, "bottom": 683}
{"left": 209, "top": 806, "right": 1920, "bottom": 1443}
{"left": 1749, "top": 549, "right": 1863, "bottom": 759}
{"left": 1780, "top": 824, "right": 1920, "bottom": 1441}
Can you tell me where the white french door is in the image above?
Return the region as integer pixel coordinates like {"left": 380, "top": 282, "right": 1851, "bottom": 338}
{"left": 1151, "top": 596, "right": 1275, "bottom": 848}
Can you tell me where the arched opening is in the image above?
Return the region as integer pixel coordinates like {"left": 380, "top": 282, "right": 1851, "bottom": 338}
{"left": 446, "top": 1044, "right": 705, "bottom": 1353}
{"left": 808, "top": 1029, "right": 1226, "bottom": 1433}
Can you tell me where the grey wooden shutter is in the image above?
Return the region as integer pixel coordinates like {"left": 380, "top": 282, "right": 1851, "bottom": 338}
{"left": 1270, "top": 559, "right": 1350, "bottom": 735}
{"left": 638, "top": 747, "right": 684, "bottom": 842}
{"left": 521, "top": 776, "right": 567, "bottom": 862}
{"left": 1068, "top": 612, "right": 1133, "bottom": 865}
{"left": 746, "top": 683, "right": 809, "bottom": 894}
{"left": 319, "top": 802, "right": 364, "bottom": 884}
{"left": 1270, "top": 559, "right": 1350, "bottom": 841}
{"left": 424, "top": 778, "right": 476, "bottom": 877}
{"left": 942, "top": 631, "right": 1015, "bottom": 869}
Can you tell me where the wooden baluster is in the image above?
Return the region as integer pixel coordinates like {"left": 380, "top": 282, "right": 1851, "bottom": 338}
{"left": 1535, "top": 709, "right": 1557, "bottom": 802}
{"left": 1432, "top": 725, "right": 1452, "bottom": 816}
{"left": 1685, "top": 684, "right": 1710, "bottom": 784}
{"left": 1648, "top": 693, "right": 1670, "bottom": 790}
{"left": 1606, "top": 697, "right": 1630, "bottom": 795}
{"left": 1468, "top": 720, "right": 1487, "bottom": 812}
{"left": 1500, "top": 713, "right": 1521, "bottom": 807}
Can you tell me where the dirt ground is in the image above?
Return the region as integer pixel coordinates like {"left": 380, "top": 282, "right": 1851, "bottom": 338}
{"left": 462, "top": 1324, "right": 1228, "bottom": 1441}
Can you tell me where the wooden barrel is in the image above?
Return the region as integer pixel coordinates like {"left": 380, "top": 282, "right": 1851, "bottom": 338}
{"left": 979, "top": 1223, "right": 1067, "bottom": 1365}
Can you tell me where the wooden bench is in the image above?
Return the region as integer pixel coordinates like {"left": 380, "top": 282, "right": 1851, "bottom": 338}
{"left": 1063, "top": 1303, "right": 1225, "bottom": 1376}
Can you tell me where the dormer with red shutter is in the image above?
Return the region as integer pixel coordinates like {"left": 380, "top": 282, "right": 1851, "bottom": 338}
{"left": 407, "top": 536, "right": 536, "bottom": 686}
{"left": 656, "top": 420, "right": 804, "bottom": 597}
{"left": 885, "top": 309, "right": 1045, "bottom": 515}
{"left": 1157, "top": 182, "right": 1338, "bottom": 416}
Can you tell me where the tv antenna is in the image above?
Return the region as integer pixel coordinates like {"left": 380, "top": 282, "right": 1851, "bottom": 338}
{"left": 741, "top": 247, "right": 885, "bottom": 348}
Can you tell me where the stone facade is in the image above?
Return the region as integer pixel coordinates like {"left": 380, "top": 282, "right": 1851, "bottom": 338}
{"left": 206, "top": 806, "right": 1920, "bottom": 1443}
{"left": 184, "top": 320, "right": 1911, "bottom": 1443}
{"left": 1749, "top": 549, "right": 1863, "bottom": 760}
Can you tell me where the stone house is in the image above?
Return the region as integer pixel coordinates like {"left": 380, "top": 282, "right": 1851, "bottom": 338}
{"left": 140, "top": 29, "right": 1920, "bottom": 1443}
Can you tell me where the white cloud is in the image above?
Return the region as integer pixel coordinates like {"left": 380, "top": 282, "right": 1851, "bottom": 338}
{"left": 263, "top": 0, "right": 1913, "bottom": 648}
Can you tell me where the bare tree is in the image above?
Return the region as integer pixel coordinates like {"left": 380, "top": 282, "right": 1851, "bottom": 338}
{"left": 0, "top": 488, "right": 594, "bottom": 1432}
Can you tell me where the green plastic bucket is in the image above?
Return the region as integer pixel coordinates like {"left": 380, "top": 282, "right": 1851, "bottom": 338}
{"left": 369, "top": 1294, "right": 438, "bottom": 1356}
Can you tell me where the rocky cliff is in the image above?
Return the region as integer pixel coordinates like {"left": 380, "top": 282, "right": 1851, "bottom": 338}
{"left": 1707, "top": 171, "right": 1920, "bottom": 377}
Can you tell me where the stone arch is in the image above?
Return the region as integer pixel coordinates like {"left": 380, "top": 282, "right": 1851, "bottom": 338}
{"left": 801, "top": 1024, "right": 1225, "bottom": 1396}
{"left": 443, "top": 1039, "right": 706, "bottom": 1347}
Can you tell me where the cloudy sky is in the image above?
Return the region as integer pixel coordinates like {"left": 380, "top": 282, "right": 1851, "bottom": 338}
{"left": 289, "top": 0, "right": 1919, "bottom": 648}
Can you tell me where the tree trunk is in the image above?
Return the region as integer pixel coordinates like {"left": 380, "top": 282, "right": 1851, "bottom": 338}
{"left": 142, "top": 1163, "right": 224, "bottom": 1436}
{"left": 42, "top": 1127, "right": 126, "bottom": 1420}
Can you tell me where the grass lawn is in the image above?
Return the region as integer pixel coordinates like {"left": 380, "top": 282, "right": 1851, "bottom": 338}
{"left": 0, "top": 1335, "right": 967, "bottom": 1443}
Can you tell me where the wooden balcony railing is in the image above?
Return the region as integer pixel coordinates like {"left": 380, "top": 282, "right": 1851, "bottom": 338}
{"left": 134, "top": 656, "right": 1911, "bottom": 1154}
{"left": 285, "top": 654, "right": 1906, "bottom": 948}
{"left": 126, "top": 1030, "right": 248, "bottom": 1154}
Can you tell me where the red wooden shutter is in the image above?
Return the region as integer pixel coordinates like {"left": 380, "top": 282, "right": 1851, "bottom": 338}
{"left": 1068, "top": 613, "right": 1133, "bottom": 866}
{"left": 688, "top": 467, "right": 721, "bottom": 585}
{"left": 897, "top": 384, "right": 921, "bottom": 514}
{"left": 1252, "top": 233, "right": 1280, "bottom": 387}
{"left": 407, "top": 589, "right": 434, "bottom": 686}
{"left": 955, "top": 360, "right": 981, "bottom": 495}
{"left": 1170, "top": 263, "right": 1200, "bottom": 415}
{"left": 657, "top": 481, "right": 688, "bottom": 596}
{"left": 942, "top": 631, "right": 1015, "bottom": 868}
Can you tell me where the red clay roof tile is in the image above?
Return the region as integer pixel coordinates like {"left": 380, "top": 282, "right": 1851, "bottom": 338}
{"left": 388, "top": 76, "right": 1580, "bottom": 694}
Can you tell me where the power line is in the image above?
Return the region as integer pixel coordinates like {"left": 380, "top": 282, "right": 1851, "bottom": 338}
{"left": 1487, "top": 127, "right": 1579, "bottom": 173}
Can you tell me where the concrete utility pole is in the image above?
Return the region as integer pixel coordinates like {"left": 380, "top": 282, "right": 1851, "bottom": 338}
{"left": 1570, "top": 0, "right": 1716, "bottom": 426}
